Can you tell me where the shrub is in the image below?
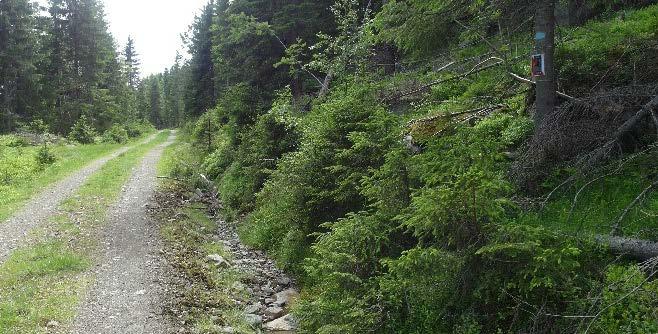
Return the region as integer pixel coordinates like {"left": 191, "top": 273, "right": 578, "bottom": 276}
{"left": 68, "top": 115, "right": 97, "bottom": 144}
{"left": 101, "top": 125, "right": 129, "bottom": 144}
{"left": 124, "top": 121, "right": 156, "bottom": 138}
{"left": 36, "top": 144, "right": 56, "bottom": 167}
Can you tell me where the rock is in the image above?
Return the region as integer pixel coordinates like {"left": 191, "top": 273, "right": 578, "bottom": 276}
{"left": 276, "top": 277, "right": 291, "bottom": 286}
{"left": 220, "top": 326, "right": 236, "bottom": 333}
{"left": 265, "top": 297, "right": 276, "bottom": 304}
{"left": 263, "top": 314, "right": 297, "bottom": 332}
{"left": 274, "top": 288, "right": 300, "bottom": 307}
{"left": 265, "top": 306, "right": 284, "bottom": 319}
{"left": 244, "top": 313, "right": 263, "bottom": 328}
{"left": 46, "top": 320, "right": 60, "bottom": 328}
{"left": 207, "top": 254, "right": 230, "bottom": 268}
{"left": 244, "top": 303, "right": 261, "bottom": 314}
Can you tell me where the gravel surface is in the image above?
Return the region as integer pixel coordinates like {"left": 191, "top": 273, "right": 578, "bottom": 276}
{"left": 72, "top": 132, "right": 176, "bottom": 334}
{"left": 0, "top": 133, "right": 158, "bottom": 264}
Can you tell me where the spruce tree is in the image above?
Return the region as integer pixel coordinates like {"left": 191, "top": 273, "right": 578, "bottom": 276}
{"left": 124, "top": 36, "right": 141, "bottom": 90}
{"left": 0, "top": 0, "right": 39, "bottom": 132}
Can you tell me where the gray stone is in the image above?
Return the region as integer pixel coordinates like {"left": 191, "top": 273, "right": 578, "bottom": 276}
{"left": 244, "top": 314, "right": 263, "bottom": 328}
{"left": 207, "top": 254, "right": 230, "bottom": 268}
{"left": 46, "top": 320, "right": 60, "bottom": 328}
{"left": 244, "top": 303, "right": 261, "bottom": 314}
{"left": 276, "top": 277, "right": 291, "bottom": 286}
{"left": 274, "top": 288, "right": 300, "bottom": 307}
{"left": 263, "top": 314, "right": 297, "bottom": 332}
{"left": 220, "top": 326, "right": 236, "bottom": 334}
{"left": 264, "top": 306, "right": 284, "bottom": 319}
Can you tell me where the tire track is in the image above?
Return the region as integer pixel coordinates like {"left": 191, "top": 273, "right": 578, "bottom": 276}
{"left": 72, "top": 132, "right": 176, "bottom": 334}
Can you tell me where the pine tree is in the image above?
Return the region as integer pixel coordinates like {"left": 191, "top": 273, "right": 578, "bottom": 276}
{"left": 185, "top": 0, "right": 216, "bottom": 117}
{"left": 148, "top": 77, "right": 163, "bottom": 128}
{"left": 41, "top": 0, "right": 130, "bottom": 134}
{"left": 0, "top": 0, "right": 39, "bottom": 132}
{"left": 124, "top": 36, "right": 141, "bottom": 90}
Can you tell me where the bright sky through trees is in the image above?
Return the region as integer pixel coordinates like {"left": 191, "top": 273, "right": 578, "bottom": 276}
{"left": 37, "top": 0, "right": 209, "bottom": 76}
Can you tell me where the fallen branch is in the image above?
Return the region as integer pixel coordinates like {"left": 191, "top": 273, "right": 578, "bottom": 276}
{"left": 610, "top": 179, "right": 658, "bottom": 236}
{"left": 508, "top": 72, "right": 575, "bottom": 100}
{"left": 157, "top": 176, "right": 185, "bottom": 182}
{"left": 383, "top": 58, "right": 505, "bottom": 102}
{"left": 583, "top": 94, "right": 658, "bottom": 166}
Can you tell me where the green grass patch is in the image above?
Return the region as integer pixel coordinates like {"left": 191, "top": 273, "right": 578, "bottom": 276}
{"left": 520, "top": 151, "right": 658, "bottom": 238}
{"left": 0, "top": 131, "right": 170, "bottom": 333}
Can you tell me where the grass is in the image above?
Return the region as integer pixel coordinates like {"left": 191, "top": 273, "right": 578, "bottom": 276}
{"left": 0, "top": 132, "right": 155, "bottom": 222}
{"left": 0, "top": 131, "right": 170, "bottom": 334}
{"left": 519, "top": 150, "right": 658, "bottom": 239}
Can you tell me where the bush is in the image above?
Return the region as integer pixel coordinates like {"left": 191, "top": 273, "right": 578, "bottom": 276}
{"left": 124, "top": 121, "right": 156, "bottom": 138}
{"left": 101, "top": 125, "right": 129, "bottom": 144}
{"left": 68, "top": 115, "right": 97, "bottom": 144}
{"left": 36, "top": 144, "right": 57, "bottom": 167}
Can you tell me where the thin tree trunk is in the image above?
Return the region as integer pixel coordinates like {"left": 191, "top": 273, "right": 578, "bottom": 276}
{"left": 568, "top": 0, "right": 585, "bottom": 26}
{"left": 534, "top": 0, "right": 557, "bottom": 127}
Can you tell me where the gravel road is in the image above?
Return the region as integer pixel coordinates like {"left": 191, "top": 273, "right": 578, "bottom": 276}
{"left": 72, "top": 132, "right": 176, "bottom": 334}
{"left": 0, "top": 133, "right": 158, "bottom": 264}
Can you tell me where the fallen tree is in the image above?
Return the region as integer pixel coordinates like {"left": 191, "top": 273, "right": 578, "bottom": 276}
{"left": 597, "top": 235, "right": 658, "bottom": 261}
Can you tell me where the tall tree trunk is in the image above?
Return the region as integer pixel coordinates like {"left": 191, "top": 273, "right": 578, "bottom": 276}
{"left": 533, "top": 0, "right": 557, "bottom": 127}
{"left": 568, "top": 0, "right": 585, "bottom": 26}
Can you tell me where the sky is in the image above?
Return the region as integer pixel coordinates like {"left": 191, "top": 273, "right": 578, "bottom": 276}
{"left": 38, "top": 0, "right": 210, "bottom": 76}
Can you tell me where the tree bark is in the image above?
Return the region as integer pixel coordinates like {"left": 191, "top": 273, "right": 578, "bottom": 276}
{"left": 568, "top": 0, "right": 585, "bottom": 26}
{"left": 597, "top": 236, "right": 658, "bottom": 261}
{"left": 534, "top": 0, "right": 557, "bottom": 127}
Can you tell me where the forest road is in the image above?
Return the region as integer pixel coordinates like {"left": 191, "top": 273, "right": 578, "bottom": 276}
{"left": 71, "top": 131, "right": 176, "bottom": 334}
{"left": 0, "top": 132, "right": 159, "bottom": 265}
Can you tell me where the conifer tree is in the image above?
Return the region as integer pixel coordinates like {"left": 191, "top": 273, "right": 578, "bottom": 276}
{"left": 0, "top": 0, "right": 39, "bottom": 132}
{"left": 148, "top": 77, "right": 163, "bottom": 128}
{"left": 124, "top": 36, "right": 141, "bottom": 90}
{"left": 185, "top": 1, "right": 216, "bottom": 117}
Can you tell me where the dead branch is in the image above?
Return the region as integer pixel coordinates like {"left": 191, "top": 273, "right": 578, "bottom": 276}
{"left": 157, "top": 176, "right": 185, "bottom": 182}
{"left": 582, "top": 94, "right": 658, "bottom": 166}
{"left": 383, "top": 58, "right": 505, "bottom": 102}
{"left": 508, "top": 72, "right": 575, "bottom": 100}
{"left": 583, "top": 259, "right": 657, "bottom": 334}
{"left": 405, "top": 104, "right": 508, "bottom": 128}
{"left": 318, "top": 71, "right": 333, "bottom": 98}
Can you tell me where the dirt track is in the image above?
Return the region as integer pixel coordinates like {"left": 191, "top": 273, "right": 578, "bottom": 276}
{"left": 0, "top": 133, "right": 158, "bottom": 264}
{"left": 71, "top": 132, "right": 176, "bottom": 334}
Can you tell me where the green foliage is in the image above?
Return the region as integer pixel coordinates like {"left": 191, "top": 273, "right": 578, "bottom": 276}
{"left": 68, "top": 115, "right": 97, "bottom": 144}
{"left": 124, "top": 120, "right": 156, "bottom": 138}
{"left": 558, "top": 4, "right": 658, "bottom": 92}
{"left": 240, "top": 84, "right": 398, "bottom": 272}
{"left": 36, "top": 144, "right": 57, "bottom": 167}
{"left": 403, "top": 115, "right": 516, "bottom": 248}
{"left": 101, "top": 125, "right": 129, "bottom": 144}
{"left": 590, "top": 265, "right": 658, "bottom": 333}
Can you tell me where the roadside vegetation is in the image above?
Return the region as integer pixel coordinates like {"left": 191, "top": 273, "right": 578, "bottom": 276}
{"left": 0, "top": 131, "right": 169, "bottom": 333}
{"left": 150, "top": 0, "right": 658, "bottom": 333}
